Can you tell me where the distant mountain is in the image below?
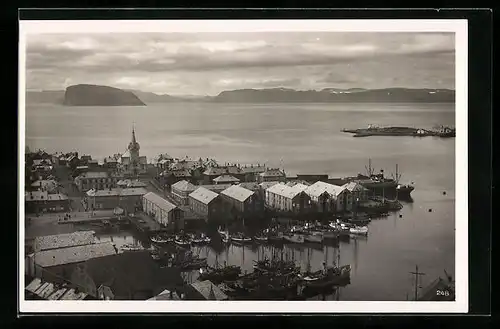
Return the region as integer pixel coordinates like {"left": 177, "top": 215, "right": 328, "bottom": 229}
{"left": 212, "top": 88, "right": 455, "bottom": 103}
{"left": 64, "top": 84, "right": 145, "bottom": 106}
{"left": 26, "top": 90, "right": 65, "bottom": 104}
{"left": 26, "top": 86, "right": 455, "bottom": 105}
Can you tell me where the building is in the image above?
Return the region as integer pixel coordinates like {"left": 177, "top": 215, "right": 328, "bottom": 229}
{"left": 257, "top": 168, "right": 286, "bottom": 183}
{"left": 116, "top": 179, "right": 148, "bottom": 189}
{"left": 171, "top": 180, "right": 197, "bottom": 205}
{"left": 304, "top": 181, "right": 353, "bottom": 213}
{"left": 30, "top": 179, "right": 58, "bottom": 193}
{"left": 74, "top": 171, "right": 123, "bottom": 192}
{"left": 212, "top": 174, "right": 240, "bottom": 185}
{"left": 25, "top": 191, "right": 70, "bottom": 213}
{"left": 219, "top": 185, "right": 263, "bottom": 217}
{"left": 142, "top": 192, "right": 184, "bottom": 231}
{"left": 25, "top": 277, "right": 94, "bottom": 300}
{"left": 69, "top": 251, "right": 184, "bottom": 300}
{"left": 240, "top": 164, "right": 266, "bottom": 182}
{"left": 33, "top": 231, "right": 96, "bottom": 253}
{"left": 265, "top": 183, "right": 311, "bottom": 213}
{"left": 27, "top": 242, "right": 118, "bottom": 283}
{"left": 184, "top": 280, "right": 229, "bottom": 300}
{"left": 103, "top": 155, "right": 120, "bottom": 170}
{"left": 85, "top": 188, "right": 147, "bottom": 212}
{"left": 198, "top": 184, "right": 233, "bottom": 194}
{"left": 117, "top": 127, "right": 148, "bottom": 177}
{"left": 341, "top": 181, "right": 369, "bottom": 202}
{"left": 202, "top": 165, "right": 244, "bottom": 184}
{"left": 188, "top": 187, "right": 224, "bottom": 223}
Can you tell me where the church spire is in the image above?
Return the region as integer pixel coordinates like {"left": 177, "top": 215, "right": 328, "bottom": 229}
{"left": 131, "top": 124, "right": 137, "bottom": 144}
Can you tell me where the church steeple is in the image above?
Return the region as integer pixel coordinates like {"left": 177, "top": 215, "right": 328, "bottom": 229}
{"left": 128, "top": 125, "right": 140, "bottom": 152}
{"left": 131, "top": 125, "right": 137, "bottom": 144}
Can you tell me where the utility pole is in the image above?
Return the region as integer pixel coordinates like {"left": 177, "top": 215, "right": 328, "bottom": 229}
{"left": 410, "top": 265, "right": 426, "bottom": 300}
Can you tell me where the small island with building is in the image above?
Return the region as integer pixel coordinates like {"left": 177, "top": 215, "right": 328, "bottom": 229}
{"left": 342, "top": 124, "right": 456, "bottom": 138}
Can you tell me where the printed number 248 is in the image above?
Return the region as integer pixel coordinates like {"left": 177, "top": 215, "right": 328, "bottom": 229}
{"left": 436, "top": 290, "right": 450, "bottom": 296}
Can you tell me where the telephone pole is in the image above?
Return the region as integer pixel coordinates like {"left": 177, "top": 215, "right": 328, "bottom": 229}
{"left": 410, "top": 265, "right": 426, "bottom": 300}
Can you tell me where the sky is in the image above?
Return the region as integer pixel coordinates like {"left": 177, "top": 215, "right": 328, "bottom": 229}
{"left": 25, "top": 32, "right": 455, "bottom": 96}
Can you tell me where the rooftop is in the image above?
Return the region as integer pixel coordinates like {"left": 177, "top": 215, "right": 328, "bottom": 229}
{"left": 238, "top": 182, "right": 261, "bottom": 191}
{"left": 342, "top": 181, "right": 369, "bottom": 192}
{"left": 116, "top": 179, "right": 148, "bottom": 188}
{"left": 143, "top": 192, "right": 178, "bottom": 213}
{"left": 34, "top": 231, "right": 96, "bottom": 252}
{"left": 26, "top": 278, "right": 89, "bottom": 300}
{"left": 86, "top": 187, "right": 148, "bottom": 197}
{"left": 190, "top": 280, "right": 229, "bottom": 300}
{"left": 34, "top": 242, "right": 117, "bottom": 268}
{"left": 220, "top": 185, "right": 255, "bottom": 203}
{"left": 171, "top": 180, "right": 197, "bottom": 192}
{"left": 305, "top": 181, "right": 346, "bottom": 198}
{"left": 189, "top": 187, "right": 219, "bottom": 205}
{"left": 213, "top": 174, "right": 240, "bottom": 183}
{"left": 260, "top": 168, "right": 285, "bottom": 177}
{"left": 77, "top": 172, "right": 109, "bottom": 179}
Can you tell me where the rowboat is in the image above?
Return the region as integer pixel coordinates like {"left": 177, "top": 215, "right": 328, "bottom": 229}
{"left": 283, "top": 233, "right": 305, "bottom": 244}
{"left": 349, "top": 226, "right": 369, "bottom": 236}
{"left": 304, "top": 233, "right": 323, "bottom": 244}
{"left": 253, "top": 234, "right": 268, "bottom": 243}
{"left": 174, "top": 236, "right": 192, "bottom": 247}
{"left": 231, "top": 233, "right": 252, "bottom": 244}
{"left": 150, "top": 235, "right": 173, "bottom": 244}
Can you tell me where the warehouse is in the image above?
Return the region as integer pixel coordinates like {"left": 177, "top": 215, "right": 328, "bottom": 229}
{"left": 265, "top": 183, "right": 311, "bottom": 213}
{"left": 188, "top": 187, "right": 224, "bottom": 223}
{"left": 142, "top": 192, "right": 184, "bottom": 230}
{"left": 304, "top": 181, "right": 353, "bottom": 213}
{"left": 219, "top": 185, "right": 263, "bottom": 216}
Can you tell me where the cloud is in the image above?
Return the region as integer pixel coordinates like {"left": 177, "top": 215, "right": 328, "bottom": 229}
{"left": 25, "top": 32, "right": 455, "bottom": 94}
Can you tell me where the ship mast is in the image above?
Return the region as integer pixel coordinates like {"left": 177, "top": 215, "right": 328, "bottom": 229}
{"left": 410, "top": 265, "right": 426, "bottom": 300}
{"left": 365, "top": 158, "right": 374, "bottom": 177}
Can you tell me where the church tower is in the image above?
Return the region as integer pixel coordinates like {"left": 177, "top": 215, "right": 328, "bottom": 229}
{"left": 128, "top": 126, "right": 141, "bottom": 177}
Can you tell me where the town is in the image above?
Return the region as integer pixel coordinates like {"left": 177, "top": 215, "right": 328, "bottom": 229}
{"left": 23, "top": 127, "right": 454, "bottom": 301}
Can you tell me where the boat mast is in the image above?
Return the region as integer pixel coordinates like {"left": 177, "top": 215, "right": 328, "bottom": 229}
{"left": 410, "top": 265, "right": 426, "bottom": 300}
{"left": 365, "top": 158, "right": 374, "bottom": 177}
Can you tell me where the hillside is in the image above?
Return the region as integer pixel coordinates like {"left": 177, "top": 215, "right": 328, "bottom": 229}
{"left": 63, "top": 84, "right": 146, "bottom": 106}
{"left": 212, "top": 88, "right": 455, "bottom": 103}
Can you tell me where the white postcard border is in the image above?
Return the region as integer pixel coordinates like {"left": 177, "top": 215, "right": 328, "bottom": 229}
{"left": 18, "top": 19, "right": 468, "bottom": 313}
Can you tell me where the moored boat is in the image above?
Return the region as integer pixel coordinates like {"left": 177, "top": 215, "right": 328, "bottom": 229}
{"left": 253, "top": 234, "right": 268, "bottom": 243}
{"left": 283, "top": 233, "right": 305, "bottom": 244}
{"left": 150, "top": 235, "right": 174, "bottom": 244}
{"left": 349, "top": 225, "right": 369, "bottom": 236}
{"left": 174, "top": 236, "right": 192, "bottom": 247}
{"left": 120, "top": 243, "right": 143, "bottom": 252}
{"left": 231, "top": 233, "right": 252, "bottom": 244}
{"left": 300, "top": 264, "right": 352, "bottom": 289}
{"left": 304, "top": 233, "right": 323, "bottom": 244}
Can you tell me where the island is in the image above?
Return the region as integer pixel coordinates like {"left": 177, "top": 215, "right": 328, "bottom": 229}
{"left": 63, "top": 84, "right": 146, "bottom": 106}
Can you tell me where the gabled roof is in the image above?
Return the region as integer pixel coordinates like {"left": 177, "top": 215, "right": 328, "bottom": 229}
{"left": 266, "top": 183, "right": 309, "bottom": 199}
{"left": 213, "top": 174, "right": 240, "bottom": 183}
{"left": 220, "top": 185, "right": 254, "bottom": 203}
{"left": 34, "top": 242, "right": 117, "bottom": 267}
{"left": 34, "top": 231, "right": 96, "bottom": 252}
{"left": 342, "top": 181, "right": 369, "bottom": 192}
{"left": 190, "top": 280, "right": 228, "bottom": 300}
{"left": 240, "top": 164, "right": 266, "bottom": 174}
{"left": 259, "top": 168, "right": 285, "bottom": 177}
{"left": 171, "top": 180, "right": 196, "bottom": 192}
{"left": 203, "top": 165, "right": 241, "bottom": 176}
{"left": 305, "top": 181, "right": 346, "bottom": 198}
{"left": 189, "top": 187, "right": 219, "bottom": 205}
{"left": 143, "top": 192, "right": 178, "bottom": 213}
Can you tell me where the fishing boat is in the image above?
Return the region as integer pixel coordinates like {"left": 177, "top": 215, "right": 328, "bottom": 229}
{"left": 283, "top": 233, "right": 305, "bottom": 244}
{"left": 174, "top": 236, "right": 192, "bottom": 247}
{"left": 253, "top": 234, "right": 268, "bottom": 243}
{"left": 199, "top": 264, "right": 242, "bottom": 284}
{"left": 300, "top": 264, "right": 352, "bottom": 289}
{"left": 349, "top": 226, "right": 369, "bottom": 236}
{"left": 150, "top": 235, "right": 173, "bottom": 244}
{"left": 304, "top": 233, "right": 323, "bottom": 244}
{"left": 191, "top": 233, "right": 211, "bottom": 244}
{"left": 231, "top": 232, "right": 252, "bottom": 244}
{"left": 268, "top": 232, "right": 284, "bottom": 243}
